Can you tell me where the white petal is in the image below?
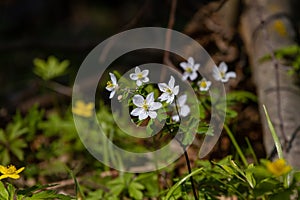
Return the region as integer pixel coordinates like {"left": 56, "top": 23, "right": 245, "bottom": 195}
{"left": 146, "top": 92, "right": 155, "bottom": 104}
{"left": 180, "top": 62, "right": 187, "bottom": 70}
{"left": 168, "top": 76, "right": 175, "bottom": 88}
{"left": 158, "top": 83, "right": 168, "bottom": 92}
{"left": 109, "top": 90, "right": 116, "bottom": 99}
{"left": 142, "top": 77, "right": 149, "bottom": 83}
{"left": 133, "top": 95, "right": 144, "bottom": 107}
{"left": 136, "top": 80, "right": 142, "bottom": 86}
{"left": 109, "top": 73, "right": 117, "bottom": 84}
{"left": 158, "top": 93, "right": 169, "bottom": 102}
{"left": 135, "top": 66, "right": 141, "bottom": 74}
{"left": 141, "top": 69, "right": 149, "bottom": 77}
{"left": 219, "top": 62, "right": 228, "bottom": 73}
{"left": 182, "top": 73, "right": 189, "bottom": 81}
{"left": 226, "top": 71, "right": 236, "bottom": 79}
{"left": 148, "top": 111, "right": 157, "bottom": 119}
{"left": 139, "top": 110, "right": 148, "bottom": 120}
{"left": 178, "top": 94, "right": 187, "bottom": 106}
{"left": 193, "top": 63, "right": 200, "bottom": 70}
{"left": 131, "top": 108, "right": 143, "bottom": 116}
{"left": 206, "top": 81, "right": 212, "bottom": 87}
{"left": 172, "top": 115, "right": 180, "bottom": 122}
{"left": 150, "top": 102, "right": 162, "bottom": 110}
{"left": 221, "top": 76, "right": 229, "bottom": 83}
{"left": 200, "top": 86, "right": 208, "bottom": 91}
{"left": 166, "top": 95, "right": 175, "bottom": 104}
{"left": 130, "top": 73, "right": 138, "bottom": 80}
{"left": 180, "top": 105, "right": 190, "bottom": 117}
{"left": 189, "top": 72, "right": 198, "bottom": 81}
{"left": 106, "top": 85, "right": 113, "bottom": 91}
{"left": 188, "top": 57, "right": 194, "bottom": 65}
{"left": 173, "top": 85, "right": 179, "bottom": 95}
{"left": 212, "top": 68, "right": 221, "bottom": 81}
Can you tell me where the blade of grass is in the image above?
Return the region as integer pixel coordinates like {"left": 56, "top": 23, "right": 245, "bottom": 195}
{"left": 224, "top": 124, "right": 248, "bottom": 166}
{"left": 245, "top": 138, "right": 258, "bottom": 164}
{"left": 165, "top": 168, "right": 203, "bottom": 199}
{"left": 262, "top": 105, "right": 283, "bottom": 159}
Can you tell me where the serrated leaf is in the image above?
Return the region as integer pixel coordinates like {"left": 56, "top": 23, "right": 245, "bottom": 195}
{"left": 33, "top": 56, "right": 70, "bottom": 80}
{"left": 128, "top": 182, "right": 144, "bottom": 199}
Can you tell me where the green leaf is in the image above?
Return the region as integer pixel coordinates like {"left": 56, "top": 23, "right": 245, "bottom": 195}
{"left": 128, "top": 182, "right": 144, "bottom": 199}
{"left": 7, "top": 183, "right": 16, "bottom": 200}
{"left": 33, "top": 56, "right": 70, "bottom": 80}
{"left": 0, "top": 181, "right": 9, "bottom": 200}
{"left": 2, "top": 149, "right": 10, "bottom": 165}
{"left": 10, "top": 140, "right": 26, "bottom": 161}
{"left": 270, "top": 190, "right": 293, "bottom": 200}
{"left": 0, "top": 129, "right": 7, "bottom": 142}
{"left": 109, "top": 184, "right": 124, "bottom": 197}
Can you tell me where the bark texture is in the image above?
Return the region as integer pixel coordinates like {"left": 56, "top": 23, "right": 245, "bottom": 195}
{"left": 240, "top": 0, "right": 300, "bottom": 168}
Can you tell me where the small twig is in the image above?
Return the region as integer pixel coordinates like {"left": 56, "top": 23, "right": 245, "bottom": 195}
{"left": 47, "top": 81, "right": 72, "bottom": 96}
{"left": 47, "top": 170, "right": 118, "bottom": 190}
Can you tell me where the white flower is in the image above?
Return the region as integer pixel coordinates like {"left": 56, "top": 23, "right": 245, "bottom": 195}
{"left": 180, "top": 57, "right": 200, "bottom": 81}
{"left": 158, "top": 76, "right": 179, "bottom": 104}
{"left": 129, "top": 66, "right": 149, "bottom": 86}
{"left": 212, "top": 62, "right": 236, "bottom": 83}
{"left": 106, "top": 73, "right": 119, "bottom": 99}
{"left": 130, "top": 92, "right": 162, "bottom": 120}
{"left": 172, "top": 94, "right": 190, "bottom": 122}
{"left": 198, "top": 78, "right": 212, "bottom": 91}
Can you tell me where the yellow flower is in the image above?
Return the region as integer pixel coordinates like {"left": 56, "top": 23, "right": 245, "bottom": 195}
{"left": 273, "top": 20, "right": 288, "bottom": 37}
{"left": 266, "top": 159, "right": 292, "bottom": 176}
{"left": 72, "top": 100, "right": 94, "bottom": 117}
{"left": 0, "top": 165, "right": 25, "bottom": 180}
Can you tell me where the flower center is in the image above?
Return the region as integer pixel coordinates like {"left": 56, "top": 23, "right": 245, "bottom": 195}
{"left": 200, "top": 81, "right": 207, "bottom": 88}
{"left": 220, "top": 71, "right": 225, "bottom": 78}
{"left": 5, "top": 165, "right": 16, "bottom": 174}
{"left": 166, "top": 88, "right": 172, "bottom": 94}
{"left": 137, "top": 73, "right": 143, "bottom": 79}
{"left": 107, "top": 81, "right": 113, "bottom": 88}
{"left": 186, "top": 67, "right": 193, "bottom": 73}
{"left": 142, "top": 100, "right": 149, "bottom": 111}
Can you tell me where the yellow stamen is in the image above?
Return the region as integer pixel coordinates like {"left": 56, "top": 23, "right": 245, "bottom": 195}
{"left": 137, "top": 73, "right": 143, "bottom": 79}
{"left": 186, "top": 67, "right": 193, "bottom": 73}
{"left": 200, "top": 81, "right": 207, "bottom": 88}
{"left": 142, "top": 100, "right": 149, "bottom": 110}
{"left": 107, "top": 81, "right": 113, "bottom": 88}
{"left": 166, "top": 88, "right": 172, "bottom": 94}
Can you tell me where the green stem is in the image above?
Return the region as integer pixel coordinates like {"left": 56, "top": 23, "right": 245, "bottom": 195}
{"left": 183, "top": 149, "right": 199, "bottom": 200}
{"left": 224, "top": 124, "right": 248, "bottom": 166}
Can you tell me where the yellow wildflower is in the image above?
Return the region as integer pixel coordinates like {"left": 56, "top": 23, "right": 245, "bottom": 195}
{"left": 0, "top": 165, "right": 25, "bottom": 180}
{"left": 72, "top": 100, "right": 94, "bottom": 117}
{"left": 273, "top": 20, "right": 288, "bottom": 37}
{"left": 266, "top": 158, "right": 292, "bottom": 176}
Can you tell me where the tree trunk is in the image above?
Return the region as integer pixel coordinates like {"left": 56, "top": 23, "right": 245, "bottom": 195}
{"left": 240, "top": 0, "right": 300, "bottom": 168}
